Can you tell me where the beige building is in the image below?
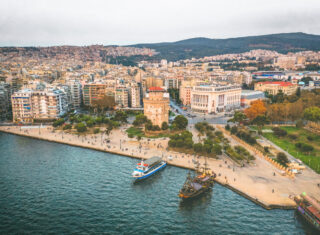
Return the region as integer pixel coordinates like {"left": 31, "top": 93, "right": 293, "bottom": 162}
{"left": 83, "top": 82, "right": 114, "bottom": 106}
{"left": 130, "top": 85, "right": 141, "bottom": 108}
{"left": 143, "top": 87, "right": 169, "bottom": 127}
{"left": 191, "top": 84, "right": 241, "bottom": 114}
{"left": 12, "top": 89, "right": 68, "bottom": 123}
{"left": 145, "top": 77, "right": 163, "bottom": 89}
{"left": 115, "top": 87, "right": 129, "bottom": 108}
{"left": 254, "top": 81, "right": 297, "bottom": 95}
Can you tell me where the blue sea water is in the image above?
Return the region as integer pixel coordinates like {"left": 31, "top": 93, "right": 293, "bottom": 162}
{"left": 0, "top": 133, "right": 317, "bottom": 234}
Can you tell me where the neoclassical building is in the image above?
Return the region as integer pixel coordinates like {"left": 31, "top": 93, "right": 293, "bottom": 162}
{"left": 143, "top": 87, "right": 169, "bottom": 127}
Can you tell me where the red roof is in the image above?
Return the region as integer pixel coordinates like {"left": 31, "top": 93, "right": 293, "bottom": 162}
{"left": 148, "top": 87, "right": 164, "bottom": 91}
{"left": 257, "top": 81, "right": 294, "bottom": 87}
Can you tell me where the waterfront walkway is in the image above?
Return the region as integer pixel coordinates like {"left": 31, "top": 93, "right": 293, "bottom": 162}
{"left": 1, "top": 125, "right": 320, "bottom": 210}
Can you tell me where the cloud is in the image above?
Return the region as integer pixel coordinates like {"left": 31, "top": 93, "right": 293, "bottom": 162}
{"left": 0, "top": 0, "right": 320, "bottom": 46}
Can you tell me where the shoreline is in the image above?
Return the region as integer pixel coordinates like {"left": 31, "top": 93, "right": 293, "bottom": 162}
{"left": 0, "top": 127, "right": 311, "bottom": 210}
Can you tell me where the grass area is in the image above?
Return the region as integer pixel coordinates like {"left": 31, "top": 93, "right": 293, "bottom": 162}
{"left": 126, "top": 127, "right": 171, "bottom": 139}
{"left": 253, "top": 125, "right": 320, "bottom": 173}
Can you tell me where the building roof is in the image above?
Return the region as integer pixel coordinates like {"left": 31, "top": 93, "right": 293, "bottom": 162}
{"left": 148, "top": 87, "right": 164, "bottom": 91}
{"left": 256, "top": 81, "right": 295, "bottom": 87}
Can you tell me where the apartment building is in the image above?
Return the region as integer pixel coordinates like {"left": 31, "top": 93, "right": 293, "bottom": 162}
{"left": 82, "top": 83, "right": 114, "bottom": 106}
{"left": 0, "top": 82, "right": 11, "bottom": 120}
{"left": 254, "top": 81, "right": 297, "bottom": 95}
{"left": 115, "top": 87, "right": 129, "bottom": 108}
{"left": 129, "top": 85, "right": 141, "bottom": 108}
{"left": 191, "top": 84, "right": 241, "bottom": 114}
{"left": 11, "top": 89, "right": 68, "bottom": 123}
{"left": 68, "top": 80, "right": 82, "bottom": 109}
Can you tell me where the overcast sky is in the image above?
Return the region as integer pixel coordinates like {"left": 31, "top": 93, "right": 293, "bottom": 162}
{"left": 1, "top": 0, "right": 320, "bottom": 46}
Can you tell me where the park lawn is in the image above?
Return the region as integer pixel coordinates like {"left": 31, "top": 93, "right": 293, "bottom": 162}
{"left": 260, "top": 126, "right": 320, "bottom": 173}
{"left": 126, "top": 126, "right": 171, "bottom": 139}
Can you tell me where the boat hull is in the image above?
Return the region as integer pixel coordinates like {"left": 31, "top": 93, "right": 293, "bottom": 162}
{"left": 133, "top": 162, "right": 167, "bottom": 181}
{"left": 179, "top": 183, "right": 214, "bottom": 200}
{"left": 296, "top": 206, "right": 320, "bottom": 231}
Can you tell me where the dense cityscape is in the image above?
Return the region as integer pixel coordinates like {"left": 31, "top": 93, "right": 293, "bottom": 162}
{"left": 1, "top": 0, "right": 320, "bottom": 234}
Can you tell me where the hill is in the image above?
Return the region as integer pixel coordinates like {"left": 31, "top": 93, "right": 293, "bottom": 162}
{"left": 130, "top": 32, "right": 320, "bottom": 61}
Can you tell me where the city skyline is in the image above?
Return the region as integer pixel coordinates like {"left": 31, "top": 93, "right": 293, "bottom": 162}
{"left": 1, "top": 0, "right": 320, "bottom": 46}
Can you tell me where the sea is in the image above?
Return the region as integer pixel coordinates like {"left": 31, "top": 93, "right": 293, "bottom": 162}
{"left": 0, "top": 133, "right": 317, "bottom": 234}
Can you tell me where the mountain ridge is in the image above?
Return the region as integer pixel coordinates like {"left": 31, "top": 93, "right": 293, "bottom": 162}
{"left": 129, "top": 32, "right": 320, "bottom": 61}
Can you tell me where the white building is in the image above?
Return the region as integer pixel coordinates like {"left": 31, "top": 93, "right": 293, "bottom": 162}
{"left": 191, "top": 84, "right": 241, "bottom": 114}
{"left": 68, "top": 80, "right": 82, "bottom": 109}
{"left": 130, "top": 85, "right": 141, "bottom": 108}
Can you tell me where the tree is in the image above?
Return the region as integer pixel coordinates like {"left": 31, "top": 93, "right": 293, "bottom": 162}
{"left": 53, "top": 118, "right": 65, "bottom": 127}
{"left": 228, "top": 111, "right": 247, "bottom": 125}
{"left": 212, "top": 144, "right": 222, "bottom": 155}
{"left": 193, "top": 143, "right": 203, "bottom": 153}
{"left": 244, "top": 100, "right": 267, "bottom": 121}
{"left": 161, "top": 121, "right": 169, "bottom": 130}
{"left": 75, "top": 123, "right": 87, "bottom": 133}
{"left": 172, "top": 115, "right": 188, "bottom": 130}
{"left": 92, "top": 95, "right": 116, "bottom": 113}
{"left": 93, "top": 128, "right": 100, "bottom": 134}
{"left": 251, "top": 115, "right": 269, "bottom": 133}
{"left": 133, "top": 114, "right": 148, "bottom": 126}
{"left": 303, "top": 106, "right": 320, "bottom": 122}
{"left": 113, "top": 111, "right": 128, "bottom": 123}
{"left": 63, "top": 124, "right": 72, "bottom": 130}
{"left": 277, "top": 152, "right": 289, "bottom": 166}
{"left": 296, "top": 87, "right": 301, "bottom": 97}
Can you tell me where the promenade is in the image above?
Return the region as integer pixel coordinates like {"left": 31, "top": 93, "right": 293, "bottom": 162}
{"left": 1, "top": 125, "right": 320, "bottom": 210}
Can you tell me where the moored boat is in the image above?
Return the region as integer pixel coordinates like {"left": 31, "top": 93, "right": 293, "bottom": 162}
{"left": 294, "top": 192, "right": 320, "bottom": 231}
{"left": 132, "top": 156, "right": 167, "bottom": 181}
{"left": 179, "top": 158, "right": 216, "bottom": 200}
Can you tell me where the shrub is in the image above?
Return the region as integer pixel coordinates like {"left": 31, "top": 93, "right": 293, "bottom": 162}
{"left": 86, "top": 120, "right": 94, "bottom": 127}
{"left": 75, "top": 123, "right": 87, "bottom": 133}
{"left": 307, "top": 136, "right": 314, "bottom": 141}
{"left": 295, "top": 142, "right": 314, "bottom": 152}
{"left": 93, "top": 128, "right": 100, "bottom": 134}
{"left": 161, "top": 122, "right": 169, "bottom": 130}
{"left": 63, "top": 124, "right": 72, "bottom": 130}
{"left": 128, "top": 133, "right": 134, "bottom": 138}
{"left": 53, "top": 118, "right": 65, "bottom": 127}
{"left": 193, "top": 143, "right": 203, "bottom": 153}
{"left": 288, "top": 134, "right": 298, "bottom": 140}
{"left": 272, "top": 127, "right": 287, "bottom": 137}
{"left": 264, "top": 146, "right": 269, "bottom": 153}
{"left": 225, "top": 124, "right": 230, "bottom": 131}
{"left": 230, "top": 126, "right": 238, "bottom": 135}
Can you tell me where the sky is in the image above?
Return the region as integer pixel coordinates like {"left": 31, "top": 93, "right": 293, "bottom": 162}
{"left": 1, "top": 0, "right": 320, "bottom": 46}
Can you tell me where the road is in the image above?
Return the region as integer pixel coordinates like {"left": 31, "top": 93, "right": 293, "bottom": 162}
{"left": 170, "top": 100, "right": 229, "bottom": 125}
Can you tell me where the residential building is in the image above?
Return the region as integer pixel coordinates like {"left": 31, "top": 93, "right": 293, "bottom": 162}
{"left": 129, "top": 85, "right": 141, "bottom": 108}
{"left": 68, "top": 80, "right": 82, "bottom": 109}
{"left": 115, "top": 87, "right": 129, "bottom": 108}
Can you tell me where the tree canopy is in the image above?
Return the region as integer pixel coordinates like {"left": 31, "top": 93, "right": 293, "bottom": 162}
{"left": 303, "top": 106, "right": 320, "bottom": 122}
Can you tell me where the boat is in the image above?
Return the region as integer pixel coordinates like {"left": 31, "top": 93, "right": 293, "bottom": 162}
{"left": 294, "top": 192, "right": 320, "bottom": 231}
{"left": 132, "top": 156, "right": 167, "bottom": 181}
{"left": 179, "top": 158, "right": 216, "bottom": 200}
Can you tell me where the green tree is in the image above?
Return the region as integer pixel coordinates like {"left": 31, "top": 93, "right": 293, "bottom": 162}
{"left": 228, "top": 111, "right": 247, "bottom": 125}
{"left": 161, "top": 121, "right": 169, "bottom": 130}
{"left": 303, "top": 106, "right": 320, "bottom": 122}
{"left": 193, "top": 143, "right": 203, "bottom": 153}
{"left": 172, "top": 115, "right": 188, "bottom": 130}
{"left": 75, "top": 123, "right": 87, "bottom": 133}
{"left": 133, "top": 114, "right": 148, "bottom": 126}
{"left": 277, "top": 152, "right": 289, "bottom": 166}
{"left": 251, "top": 115, "right": 269, "bottom": 133}
{"left": 93, "top": 128, "right": 100, "bottom": 134}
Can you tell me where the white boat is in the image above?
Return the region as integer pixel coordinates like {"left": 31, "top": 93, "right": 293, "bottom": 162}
{"left": 132, "top": 156, "right": 167, "bottom": 180}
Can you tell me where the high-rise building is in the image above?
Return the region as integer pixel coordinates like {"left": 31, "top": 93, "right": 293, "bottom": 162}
{"left": 68, "top": 80, "right": 82, "bottom": 109}
{"left": 0, "top": 82, "right": 11, "bottom": 120}
{"left": 11, "top": 89, "right": 68, "bottom": 123}
{"left": 82, "top": 82, "right": 113, "bottom": 106}
{"left": 129, "top": 85, "right": 141, "bottom": 108}
{"left": 143, "top": 87, "right": 169, "bottom": 127}
{"left": 115, "top": 87, "right": 129, "bottom": 108}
